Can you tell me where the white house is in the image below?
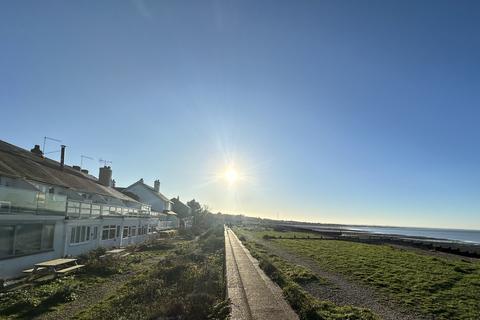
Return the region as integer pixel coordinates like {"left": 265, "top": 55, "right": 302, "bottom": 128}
{"left": 121, "top": 179, "right": 179, "bottom": 229}
{"left": 0, "top": 140, "right": 169, "bottom": 280}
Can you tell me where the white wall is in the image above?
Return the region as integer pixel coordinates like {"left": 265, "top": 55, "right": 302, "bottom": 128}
{"left": 125, "top": 184, "right": 170, "bottom": 212}
{"left": 0, "top": 215, "right": 158, "bottom": 280}
{"left": 0, "top": 214, "right": 65, "bottom": 280}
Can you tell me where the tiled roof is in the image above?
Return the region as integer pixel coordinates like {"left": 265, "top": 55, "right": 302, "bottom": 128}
{"left": 0, "top": 140, "right": 137, "bottom": 202}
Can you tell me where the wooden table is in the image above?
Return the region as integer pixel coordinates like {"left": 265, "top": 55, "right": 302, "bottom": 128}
{"left": 35, "top": 258, "right": 78, "bottom": 269}
{"left": 24, "top": 258, "right": 84, "bottom": 277}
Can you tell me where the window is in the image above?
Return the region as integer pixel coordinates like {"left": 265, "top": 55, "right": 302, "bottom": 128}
{"left": 0, "top": 226, "right": 14, "bottom": 258}
{"left": 0, "top": 201, "right": 11, "bottom": 214}
{"left": 123, "top": 226, "right": 129, "bottom": 238}
{"left": 0, "top": 224, "right": 54, "bottom": 258}
{"left": 102, "top": 226, "right": 109, "bottom": 240}
{"left": 131, "top": 226, "right": 137, "bottom": 237}
{"left": 102, "top": 225, "right": 117, "bottom": 240}
{"left": 42, "top": 224, "right": 54, "bottom": 249}
{"left": 138, "top": 225, "right": 146, "bottom": 236}
{"left": 109, "top": 225, "right": 117, "bottom": 239}
{"left": 71, "top": 227, "right": 76, "bottom": 243}
{"left": 75, "top": 226, "right": 81, "bottom": 243}
{"left": 16, "top": 224, "right": 42, "bottom": 255}
{"left": 70, "top": 225, "right": 93, "bottom": 244}
{"left": 80, "top": 226, "right": 86, "bottom": 242}
{"left": 93, "top": 226, "right": 98, "bottom": 240}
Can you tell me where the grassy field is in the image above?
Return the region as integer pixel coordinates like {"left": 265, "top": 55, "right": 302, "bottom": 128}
{"left": 236, "top": 231, "right": 379, "bottom": 320}
{"left": 0, "top": 226, "right": 228, "bottom": 320}
{"left": 239, "top": 227, "right": 480, "bottom": 320}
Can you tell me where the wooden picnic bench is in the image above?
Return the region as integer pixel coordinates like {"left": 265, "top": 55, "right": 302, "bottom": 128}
{"left": 23, "top": 267, "right": 46, "bottom": 273}
{"left": 56, "top": 264, "right": 85, "bottom": 274}
{"left": 23, "top": 258, "right": 84, "bottom": 278}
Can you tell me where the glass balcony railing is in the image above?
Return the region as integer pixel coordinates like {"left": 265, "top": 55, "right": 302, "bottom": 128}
{"left": 66, "top": 201, "right": 151, "bottom": 218}
{"left": 0, "top": 185, "right": 66, "bottom": 215}
{"left": 0, "top": 185, "right": 153, "bottom": 218}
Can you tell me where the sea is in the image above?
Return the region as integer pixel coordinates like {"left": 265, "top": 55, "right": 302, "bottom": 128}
{"left": 318, "top": 225, "right": 480, "bottom": 244}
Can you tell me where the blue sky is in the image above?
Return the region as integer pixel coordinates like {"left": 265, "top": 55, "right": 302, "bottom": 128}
{"left": 1, "top": 1, "right": 479, "bottom": 229}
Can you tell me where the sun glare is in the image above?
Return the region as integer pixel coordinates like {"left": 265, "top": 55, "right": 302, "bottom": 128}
{"left": 224, "top": 167, "right": 239, "bottom": 184}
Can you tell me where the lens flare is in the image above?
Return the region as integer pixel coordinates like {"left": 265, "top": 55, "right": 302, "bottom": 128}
{"left": 224, "top": 167, "right": 239, "bottom": 184}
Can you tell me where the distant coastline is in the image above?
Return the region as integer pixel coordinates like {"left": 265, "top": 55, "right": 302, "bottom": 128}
{"left": 343, "top": 226, "right": 480, "bottom": 244}
{"left": 290, "top": 223, "right": 480, "bottom": 244}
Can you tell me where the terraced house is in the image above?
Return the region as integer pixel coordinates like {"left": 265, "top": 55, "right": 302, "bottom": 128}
{"left": 0, "top": 140, "right": 177, "bottom": 280}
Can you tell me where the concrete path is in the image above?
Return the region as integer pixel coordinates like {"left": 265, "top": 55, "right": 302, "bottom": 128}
{"left": 225, "top": 227, "right": 298, "bottom": 320}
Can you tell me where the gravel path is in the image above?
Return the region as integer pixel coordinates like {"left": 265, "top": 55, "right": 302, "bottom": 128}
{"left": 250, "top": 236, "right": 427, "bottom": 320}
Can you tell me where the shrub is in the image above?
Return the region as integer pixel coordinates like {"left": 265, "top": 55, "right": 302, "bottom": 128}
{"left": 262, "top": 234, "right": 275, "bottom": 240}
{"left": 83, "top": 255, "right": 123, "bottom": 276}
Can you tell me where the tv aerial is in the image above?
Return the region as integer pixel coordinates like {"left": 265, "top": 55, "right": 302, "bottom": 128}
{"left": 99, "top": 158, "right": 112, "bottom": 166}
{"left": 42, "top": 136, "right": 62, "bottom": 154}
{"left": 80, "top": 155, "right": 94, "bottom": 167}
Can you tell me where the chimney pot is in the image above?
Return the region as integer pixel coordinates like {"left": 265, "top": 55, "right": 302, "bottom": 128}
{"left": 154, "top": 180, "right": 160, "bottom": 192}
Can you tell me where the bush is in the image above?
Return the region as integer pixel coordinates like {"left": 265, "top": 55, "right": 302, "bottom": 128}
{"left": 83, "top": 255, "right": 123, "bottom": 276}
{"left": 200, "top": 233, "right": 224, "bottom": 253}
{"left": 259, "top": 259, "right": 286, "bottom": 287}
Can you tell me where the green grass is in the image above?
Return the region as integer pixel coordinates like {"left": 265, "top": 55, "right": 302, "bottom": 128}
{"left": 237, "top": 230, "right": 379, "bottom": 320}
{"left": 241, "top": 228, "right": 480, "bottom": 320}
{"left": 76, "top": 226, "right": 228, "bottom": 320}
{"left": 0, "top": 226, "right": 228, "bottom": 320}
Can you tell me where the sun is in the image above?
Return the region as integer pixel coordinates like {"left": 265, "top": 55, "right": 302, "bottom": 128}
{"left": 224, "top": 167, "right": 239, "bottom": 184}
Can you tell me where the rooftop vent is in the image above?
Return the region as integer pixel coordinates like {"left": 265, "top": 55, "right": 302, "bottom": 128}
{"left": 81, "top": 169, "right": 89, "bottom": 174}
{"left": 72, "top": 165, "right": 81, "bottom": 171}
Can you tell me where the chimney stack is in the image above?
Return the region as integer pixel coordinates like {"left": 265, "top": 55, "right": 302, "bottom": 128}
{"left": 154, "top": 180, "right": 160, "bottom": 192}
{"left": 98, "top": 166, "right": 112, "bottom": 187}
{"left": 60, "top": 145, "right": 66, "bottom": 168}
{"left": 30, "top": 145, "right": 44, "bottom": 157}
